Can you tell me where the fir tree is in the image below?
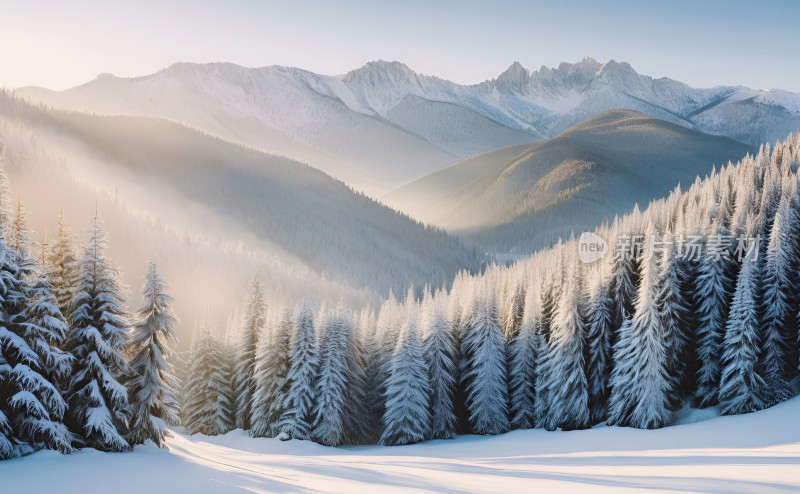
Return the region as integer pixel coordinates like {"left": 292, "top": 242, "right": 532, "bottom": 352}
{"left": 276, "top": 303, "right": 318, "bottom": 440}
{"left": 181, "top": 328, "right": 234, "bottom": 435}
{"left": 693, "top": 220, "right": 734, "bottom": 408}
{"left": 0, "top": 241, "right": 73, "bottom": 455}
{"left": 658, "top": 237, "right": 691, "bottom": 409}
{"left": 127, "top": 262, "right": 180, "bottom": 448}
{"left": 380, "top": 307, "right": 430, "bottom": 446}
{"left": 66, "top": 213, "right": 131, "bottom": 451}
{"left": 719, "top": 225, "right": 769, "bottom": 415}
{"left": 312, "top": 309, "right": 369, "bottom": 446}
{"left": 47, "top": 208, "right": 79, "bottom": 321}
{"left": 508, "top": 286, "right": 542, "bottom": 429}
{"left": 232, "top": 276, "right": 266, "bottom": 431}
{"left": 759, "top": 192, "right": 796, "bottom": 406}
{"left": 608, "top": 224, "right": 675, "bottom": 429}
{"left": 460, "top": 287, "right": 509, "bottom": 435}
{"left": 538, "top": 262, "right": 589, "bottom": 431}
{"left": 423, "top": 290, "right": 457, "bottom": 439}
{"left": 585, "top": 263, "right": 614, "bottom": 424}
{"left": 250, "top": 309, "right": 292, "bottom": 438}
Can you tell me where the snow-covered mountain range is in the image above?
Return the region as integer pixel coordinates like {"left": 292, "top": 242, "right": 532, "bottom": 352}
{"left": 16, "top": 58, "right": 800, "bottom": 193}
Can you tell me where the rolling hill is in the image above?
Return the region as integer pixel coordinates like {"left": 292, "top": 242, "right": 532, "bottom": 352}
{"left": 0, "top": 91, "right": 478, "bottom": 306}
{"left": 386, "top": 110, "right": 754, "bottom": 254}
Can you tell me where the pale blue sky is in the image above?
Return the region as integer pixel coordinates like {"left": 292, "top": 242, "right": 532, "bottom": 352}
{"left": 1, "top": 0, "right": 798, "bottom": 91}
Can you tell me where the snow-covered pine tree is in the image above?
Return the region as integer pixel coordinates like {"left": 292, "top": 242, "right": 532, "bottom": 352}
{"left": 276, "top": 303, "right": 318, "bottom": 440}
{"left": 0, "top": 239, "right": 73, "bottom": 456}
{"left": 508, "top": 284, "right": 542, "bottom": 430}
{"left": 585, "top": 261, "right": 614, "bottom": 424}
{"left": 250, "top": 309, "right": 292, "bottom": 438}
{"left": 380, "top": 305, "right": 430, "bottom": 445}
{"left": 127, "top": 262, "right": 181, "bottom": 448}
{"left": 658, "top": 235, "right": 691, "bottom": 409}
{"left": 423, "top": 289, "right": 457, "bottom": 439}
{"left": 693, "top": 218, "right": 735, "bottom": 408}
{"left": 460, "top": 285, "right": 509, "bottom": 435}
{"left": 66, "top": 212, "right": 131, "bottom": 451}
{"left": 759, "top": 191, "right": 796, "bottom": 406}
{"left": 537, "top": 261, "right": 589, "bottom": 431}
{"left": 719, "top": 217, "right": 769, "bottom": 415}
{"left": 312, "top": 308, "right": 369, "bottom": 446}
{"left": 608, "top": 223, "right": 675, "bottom": 429}
{"left": 232, "top": 276, "right": 266, "bottom": 431}
{"left": 181, "top": 328, "right": 233, "bottom": 436}
{"left": 47, "top": 208, "right": 80, "bottom": 321}
{"left": 364, "top": 291, "right": 400, "bottom": 440}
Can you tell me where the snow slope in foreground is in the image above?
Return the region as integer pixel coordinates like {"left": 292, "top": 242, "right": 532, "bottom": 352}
{"left": 3, "top": 397, "right": 800, "bottom": 493}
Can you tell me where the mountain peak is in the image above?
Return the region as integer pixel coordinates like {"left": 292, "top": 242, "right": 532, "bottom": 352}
{"left": 344, "top": 60, "right": 418, "bottom": 85}
{"left": 496, "top": 61, "right": 530, "bottom": 92}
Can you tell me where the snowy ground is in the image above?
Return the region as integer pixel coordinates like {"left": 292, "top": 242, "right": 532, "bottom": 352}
{"left": 4, "top": 398, "right": 800, "bottom": 493}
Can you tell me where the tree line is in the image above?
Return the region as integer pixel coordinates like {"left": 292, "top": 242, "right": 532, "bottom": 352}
{"left": 181, "top": 134, "right": 800, "bottom": 446}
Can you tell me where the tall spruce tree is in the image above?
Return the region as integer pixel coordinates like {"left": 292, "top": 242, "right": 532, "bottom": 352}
{"left": 538, "top": 262, "right": 589, "bottom": 431}
{"left": 423, "top": 289, "right": 457, "bottom": 439}
{"left": 694, "top": 219, "right": 735, "bottom": 408}
{"left": 759, "top": 192, "right": 796, "bottom": 406}
{"left": 312, "top": 309, "right": 369, "bottom": 446}
{"left": 66, "top": 213, "right": 131, "bottom": 451}
{"left": 277, "top": 303, "right": 318, "bottom": 440}
{"left": 608, "top": 224, "right": 675, "bottom": 429}
{"left": 508, "top": 285, "right": 542, "bottom": 430}
{"left": 251, "top": 309, "right": 292, "bottom": 438}
{"left": 719, "top": 219, "right": 769, "bottom": 415}
{"left": 181, "top": 328, "right": 234, "bottom": 435}
{"left": 127, "top": 262, "right": 180, "bottom": 448}
{"left": 380, "top": 307, "right": 430, "bottom": 446}
{"left": 232, "top": 276, "right": 266, "bottom": 431}
{"left": 585, "top": 263, "right": 614, "bottom": 424}
{"left": 460, "top": 286, "right": 509, "bottom": 435}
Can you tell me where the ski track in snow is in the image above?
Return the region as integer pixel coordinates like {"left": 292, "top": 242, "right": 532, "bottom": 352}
{"left": 4, "top": 396, "right": 800, "bottom": 493}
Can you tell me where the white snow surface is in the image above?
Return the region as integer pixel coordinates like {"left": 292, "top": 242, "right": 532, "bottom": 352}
{"left": 4, "top": 396, "right": 800, "bottom": 493}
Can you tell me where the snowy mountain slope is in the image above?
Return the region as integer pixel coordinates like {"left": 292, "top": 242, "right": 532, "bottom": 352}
{"left": 4, "top": 395, "right": 800, "bottom": 493}
{"left": 0, "top": 92, "right": 478, "bottom": 300}
{"left": 16, "top": 58, "right": 800, "bottom": 194}
{"left": 386, "top": 110, "right": 754, "bottom": 254}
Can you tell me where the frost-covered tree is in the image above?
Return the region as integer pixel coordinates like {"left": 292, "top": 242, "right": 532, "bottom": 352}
{"left": 312, "top": 309, "right": 369, "bottom": 446}
{"left": 608, "top": 224, "right": 675, "bottom": 429}
{"left": 658, "top": 237, "right": 691, "bottom": 408}
{"left": 181, "top": 327, "right": 234, "bottom": 436}
{"left": 250, "top": 309, "right": 292, "bottom": 438}
{"left": 584, "top": 263, "right": 614, "bottom": 424}
{"left": 719, "top": 229, "right": 769, "bottom": 415}
{"left": 232, "top": 276, "right": 266, "bottom": 431}
{"left": 276, "top": 303, "right": 318, "bottom": 440}
{"left": 0, "top": 241, "right": 73, "bottom": 456}
{"left": 537, "top": 262, "right": 589, "bottom": 431}
{"left": 380, "top": 307, "right": 430, "bottom": 445}
{"left": 508, "top": 285, "right": 542, "bottom": 430}
{"left": 66, "top": 213, "right": 131, "bottom": 451}
{"left": 127, "top": 262, "right": 180, "bottom": 448}
{"left": 47, "top": 208, "right": 79, "bottom": 321}
{"left": 759, "top": 192, "right": 796, "bottom": 406}
{"left": 693, "top": 220, "right": 734, "bottom": 408}
{"left": 460, "top": 286, "right": 509, "bottom": 435}
{"left": 422, "top": 289, "right": 457, "bottom": 439}
{"left": 363, "top": 292, "right": 400, "bottom": 440}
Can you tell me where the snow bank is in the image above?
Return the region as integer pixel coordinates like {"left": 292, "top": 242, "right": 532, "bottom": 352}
{"left": 3, "top": 396, "right": 800, "bottom": 493}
